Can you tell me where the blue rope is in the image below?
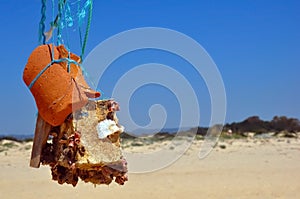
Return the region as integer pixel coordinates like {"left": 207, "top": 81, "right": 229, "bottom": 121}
{"left": 28, "top": 58, "right": 81, "bottom": 89}
{"left": 78, "top": 1, "right": 83, "bottom": 57}
{"left": 57, "top": 0, "right": 64, "bottom": 45}
{"left": 39, "top": 0, "right": 47, "bottom": 44}
{"left": 80, "top": 0, "right": 93, "bottom": 62}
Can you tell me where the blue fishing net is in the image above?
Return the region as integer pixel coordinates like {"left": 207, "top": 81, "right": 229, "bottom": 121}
{"left": 38, "top": 0, "right": 93, "bottom": 61}
{"left": 31, "top": 0, "right": 104, "bottom": 97}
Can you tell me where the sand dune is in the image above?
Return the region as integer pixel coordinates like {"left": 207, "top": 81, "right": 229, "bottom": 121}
{"left": 0, "top": 138, "right": 300, "bottom": 199}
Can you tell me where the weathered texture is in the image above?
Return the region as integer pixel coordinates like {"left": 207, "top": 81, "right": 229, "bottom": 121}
{"left": 73, "top": 100, "right": 123, "bottom": 165}
{"left": 40, "top": 99, "right": 128, "bottom": 187}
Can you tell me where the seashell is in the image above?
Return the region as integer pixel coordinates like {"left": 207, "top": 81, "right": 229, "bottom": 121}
{"left": 97, "top": 119, "right": 123, "bottom": 139}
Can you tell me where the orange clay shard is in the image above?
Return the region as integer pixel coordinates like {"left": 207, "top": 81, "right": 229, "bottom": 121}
{"left": 23, "top": 44, "right": 100, "bottom": 126}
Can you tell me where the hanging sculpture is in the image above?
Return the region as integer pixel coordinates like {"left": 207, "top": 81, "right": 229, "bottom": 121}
{"left": 23, "top": 0, "right": 128, "bottom": 187}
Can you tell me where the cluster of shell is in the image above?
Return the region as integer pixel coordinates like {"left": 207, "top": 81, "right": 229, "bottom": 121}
{"left": 41, "top": 99, "right": 128, "bottom": 187}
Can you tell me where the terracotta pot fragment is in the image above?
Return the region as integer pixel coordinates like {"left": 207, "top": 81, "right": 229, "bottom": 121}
{"left": 23, "top": 44, "right": 100, "bottom": 126}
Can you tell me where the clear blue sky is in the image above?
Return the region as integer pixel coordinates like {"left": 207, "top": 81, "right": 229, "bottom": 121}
{"left": 0, "top": 0, "right": 299, "bottom": 135}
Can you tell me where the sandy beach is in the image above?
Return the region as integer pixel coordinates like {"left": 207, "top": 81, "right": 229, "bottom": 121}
{"left": 0, "top": 137, "right": 300, "bottom": 199}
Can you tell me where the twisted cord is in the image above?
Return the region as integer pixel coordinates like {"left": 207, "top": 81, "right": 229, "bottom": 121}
{"left": 39, "top": 0, "right": 47, "bottom": 44}
{"left": 80, "top": 0, "right": 93, "bottom": 62}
